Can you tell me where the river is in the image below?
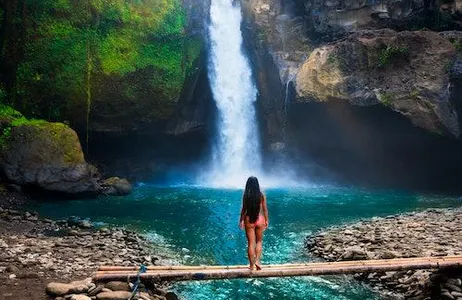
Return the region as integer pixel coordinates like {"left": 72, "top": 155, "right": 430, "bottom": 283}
{"left": 29, "top": 184, "right": 462, "bottom": 299}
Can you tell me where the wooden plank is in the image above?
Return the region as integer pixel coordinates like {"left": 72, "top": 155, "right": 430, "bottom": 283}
{"left": 93, "top": 256, "right": 462, "bottom": 282}
{"left": 97, "top": 256, "right": 462, "bottom": 271}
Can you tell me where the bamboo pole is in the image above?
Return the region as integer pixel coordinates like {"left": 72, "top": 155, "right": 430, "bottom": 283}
{"left": 93, "top": 256, "right": 462, "bottom": 282}
{"left": 97, "top": 256, "right": 462, "bottom": 271}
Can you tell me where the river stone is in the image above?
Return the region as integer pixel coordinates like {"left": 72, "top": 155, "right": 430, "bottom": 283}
{"left": 104, "top": 281, "right": 130, "bottom": 292}
{"left": 139, "top": 292, "right": 151, "bottom": 300}
{"left": 88, "top": 285, "right": 104, "bottom": 296}
{"left": 6, "top": 265, "right": 19, "bottom": 273}
{"left": 70, "top": 295, "right": 91, "bottom": 300}
{"left": 448, "top": 278, "right": 462, "bottom": 286}
{"left": 378, "top": 250, "right": 400, "bottom": 259}
{"left": 100, "top": 177, "right": 132, "bottom": 196}
{"left": 69, "top": 284, "right": 89, "bottom": 294}
{"left": 96, "top": 291, "right": 133, "bottom": 300}
{"left": 443, "top": 291, "right": 456, "bottom": 300}
{"left": 447, "top": 284, "right": 462, "bottom": 292}
{"left": 46, "top": 282, "right": 74, "bottom": 296}
{"left": 165, "top": 292, "right": 179, "bottom": 300}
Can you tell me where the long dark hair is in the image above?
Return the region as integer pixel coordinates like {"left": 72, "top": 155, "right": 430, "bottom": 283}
{"left": 242, "top": 176, "right": 262, "bottom": 223}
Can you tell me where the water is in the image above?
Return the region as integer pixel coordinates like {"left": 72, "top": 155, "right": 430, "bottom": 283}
{"left": 29, "top": 184, "right": 462, "bottom": 299}
{"left": 206, "top": 0, "right": 261, "bottom": 187}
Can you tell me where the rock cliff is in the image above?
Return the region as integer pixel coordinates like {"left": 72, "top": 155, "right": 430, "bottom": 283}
{"left": 242, "top": 0, "right": 462, "bottom": 190}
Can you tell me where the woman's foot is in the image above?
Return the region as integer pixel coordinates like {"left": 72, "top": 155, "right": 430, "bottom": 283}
{"left": 255, "top": 262, "right": 262, "bottom": 270}
{"left": 249, "top": 264, "right": 256, "bottom": 271}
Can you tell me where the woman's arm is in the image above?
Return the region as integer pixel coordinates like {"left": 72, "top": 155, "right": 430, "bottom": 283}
{"left": 262, "top": 194, "right": 269, "bottom": 228}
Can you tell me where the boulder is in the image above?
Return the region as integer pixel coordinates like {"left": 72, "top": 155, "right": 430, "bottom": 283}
{"left": 378, "top": 250, "right": 401, "bottom": 259}
{"left": 0, "top": 121, "right": 101, "bottom": 194}
{"left": 70, "top": 295, "right": 92, "bottom": 300}
{"left": 296, "top": 29, "right": 459, "bottom": 137}
{"left": 96, "top": 291, "right": 133, "bottom": 300}
{"left": 100, "top": 177, "right": 133, "bottom": 196}
{"left": 339, "top": 247, "right": 368, "bottom": 260}
{"left": 165, "top": 292, "right": 179, "bottom": 300}
{"left": 104, "top": 281, "right": 131, "bottom": 292}
{"left": 88, "top": 285, "right": 104, "bottom": 296}
{"left": 46, "top": 282, "right": 74, "bottom": 296}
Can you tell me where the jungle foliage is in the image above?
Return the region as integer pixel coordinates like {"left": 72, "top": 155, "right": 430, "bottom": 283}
{"left": 0, "top": 0, "right": 201, "bottom": 127}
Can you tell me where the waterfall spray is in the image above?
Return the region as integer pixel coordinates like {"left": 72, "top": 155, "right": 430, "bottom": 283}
{"left": 206, "top": 0, "right": 262, "bottom": 187}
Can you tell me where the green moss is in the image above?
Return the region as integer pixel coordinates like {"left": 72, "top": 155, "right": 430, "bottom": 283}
{"left": 0, "top": 104, "right": 24, "bottom": 121}
{"left": 1, "top": 113, "right": 83, "bottom": 165}
{"left": 377, "top": 45, "right": 409, "bottom": 68}
{"left": 327, "top": 53, "right": 339, "bottom": 65}
{"left": 410, "top": 89, "right": 419, "bottom": 99}
{"left": 450, "top": 39, "right": 462, "bottom": 52}
{"left": 378, "top": 92, "right": 394, "bottom": 106}
{"left": 11, "top": 0, "right": 199, "bottom": 121}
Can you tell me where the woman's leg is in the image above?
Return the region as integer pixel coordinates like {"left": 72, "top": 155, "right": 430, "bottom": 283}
{"left": 255, "top": 225, "right": 264, "bottom": 270}
{"left": 245, "top": 225, "right": 256, "bottom": 269}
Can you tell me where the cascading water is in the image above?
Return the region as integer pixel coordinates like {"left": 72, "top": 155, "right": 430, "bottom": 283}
{"left": 206, "top": 0, "right": 262, "bottom": 187}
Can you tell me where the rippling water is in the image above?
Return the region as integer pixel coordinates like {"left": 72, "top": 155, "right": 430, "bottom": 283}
{"left": 30, "top": 184, "right": 462, "bottom": 299}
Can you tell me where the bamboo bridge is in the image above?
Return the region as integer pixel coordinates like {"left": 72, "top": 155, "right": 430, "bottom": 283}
{"left": 94, "top": 256, "right": 462, "bottom": 282}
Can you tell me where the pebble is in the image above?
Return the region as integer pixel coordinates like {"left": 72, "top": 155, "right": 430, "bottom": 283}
{"left": 0, "top": 206, "right": 177, "bottom": 299}
{"left": 306, "top": 208, "right": 462, "bottom": 300}
{"left": 96, "top": 291, "right": 132, "bottom": 300}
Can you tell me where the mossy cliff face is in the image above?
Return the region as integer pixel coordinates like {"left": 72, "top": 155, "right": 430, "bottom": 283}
{"left": 0, "top": 0, "right": 207, "bottom": 135}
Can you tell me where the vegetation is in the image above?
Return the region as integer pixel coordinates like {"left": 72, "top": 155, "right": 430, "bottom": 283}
{"left": 377, "top": 45, "right": 409, "bottom": 68}
{"left": 0, "top": 0, "right": 202, "bottom": 132}
{"left": 407, "top": 11, "right": 461, "bottom": 32}
{"left": 378, "top": 92, "right": 394, "bottom": 106}
{"left": 0, "top": 104, "right": 81, "bottom": 165}
{"left": 450, "top": 39, "right": 462, "bottom": 52}
{"left": 410, "top": 89, "right": 419, "bottom": 100}
{"left": 327, "top": 53, "right": 338, "bottom": 65}
{"left": 0, "top": 104, "right": 23, "bottom": 121}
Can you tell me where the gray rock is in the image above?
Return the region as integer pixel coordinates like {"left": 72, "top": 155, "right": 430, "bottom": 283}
{"left": 46, "top": 283, "right": 74, "bottom": 296}
{"left": 96, "top": 291, "right": 133, "bottom": 300}
{"left": 165, "top": 292, "right": 179, "bottom": 300}
{"left": 448, "top": 278, "right": 462, "bottom": 287}
{"left": 104, "top": 281, "right": 130, "bottom": 292}
{"left": 100, "top": 177, "right": 132, "bottom": 196}
{"left": 70, "top": 295, "right": 92, "bottom": 300}
{"left": 443, "top": 291, "right": 456, "bottom": 300}
{"left": 447, "top": 284, "right": 462, "bottom": 293}
{"left": 88, "top": 286, "right": 104, "bottom": 296}
{"left": 69, "top": 284, "right": 89, "bottom": 294}
{"left": 6, "top": 265, "right": 19, "bottom": 273}
{"left": 378, "top": 250, "right": 400, "bottom": 259}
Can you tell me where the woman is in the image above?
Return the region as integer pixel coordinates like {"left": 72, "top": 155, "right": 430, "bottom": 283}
{"left": 239, "top": 176, "right": 268, "bottom": 270}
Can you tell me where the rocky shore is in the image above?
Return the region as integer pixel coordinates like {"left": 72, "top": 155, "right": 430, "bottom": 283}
{"left": 0, "top": 205, "right": 178, "bottom": 300}
{"left": 306, "top": 208, "right": 462, "bottom": 300}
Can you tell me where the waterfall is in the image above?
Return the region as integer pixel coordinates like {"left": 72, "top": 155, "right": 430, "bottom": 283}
{"left": 206, "top": 0, "right": 262, "bottom": 187}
